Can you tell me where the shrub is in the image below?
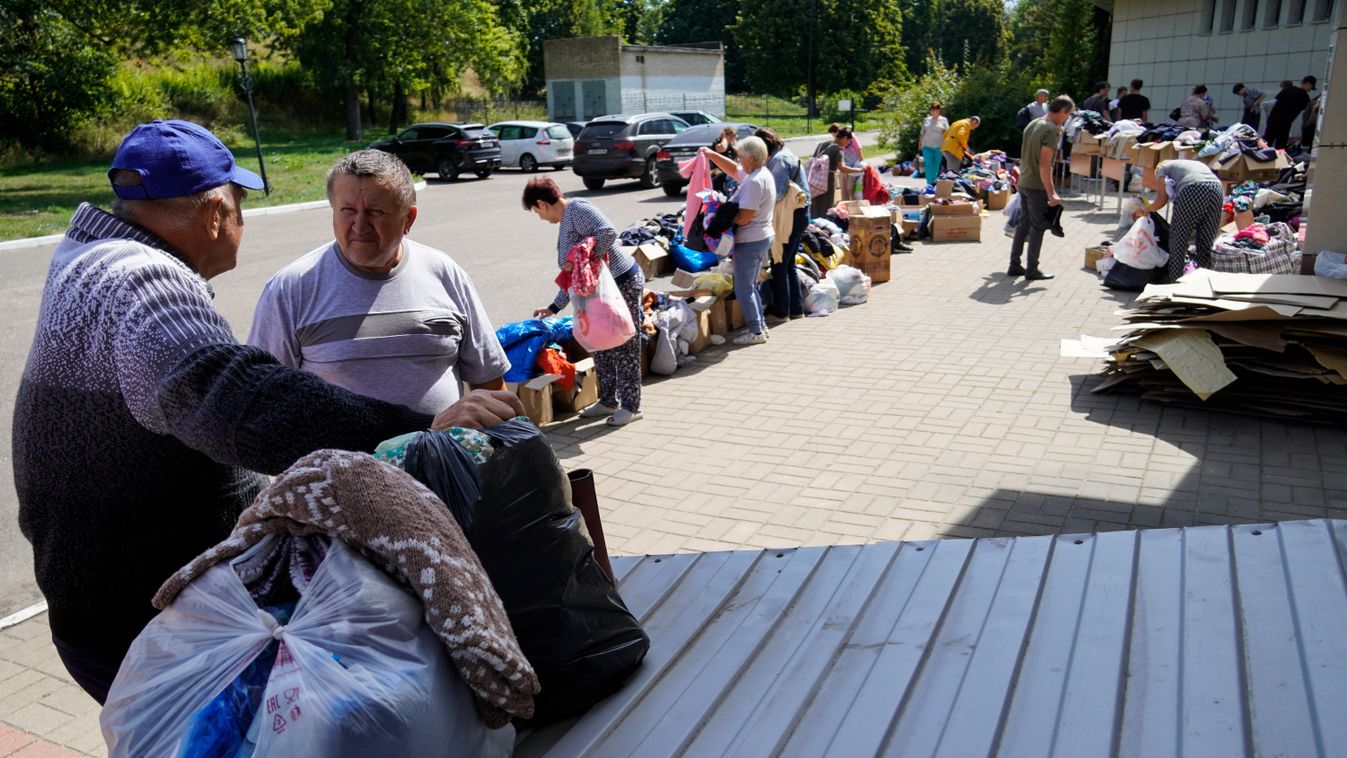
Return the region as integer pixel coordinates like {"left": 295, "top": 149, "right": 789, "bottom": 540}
{"left": 877, "top": 57, "right": 960, "bottom": 159}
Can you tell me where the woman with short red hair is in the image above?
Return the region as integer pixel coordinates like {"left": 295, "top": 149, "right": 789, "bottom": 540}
{"left": 524, "top": 177, "right": 644, "bottom": 426}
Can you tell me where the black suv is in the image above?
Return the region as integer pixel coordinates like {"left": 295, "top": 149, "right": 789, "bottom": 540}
{"left": 367, "top": 122, "right": 501, "bottom": 181}
{"left": 655, "top": 122, "right": 759, "bottom": 197}
{"left": 571, "top": 113, "right": 690, "bottom": 190}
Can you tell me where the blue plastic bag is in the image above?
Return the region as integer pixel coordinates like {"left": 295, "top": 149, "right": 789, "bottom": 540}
{"left": 670, "top": 242, "right": 718, "bottom": 273}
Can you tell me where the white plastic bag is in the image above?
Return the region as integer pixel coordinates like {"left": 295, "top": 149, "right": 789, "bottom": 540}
{"left": 1112, "top": 216, "right": 1169, "bottom": 270}
{"left": 804, "top": 279, "right": 840, "bottom": 316}
{"left": 1315, "top": 251, "right": 1347, "bottom": 279}
{"left": 1118, "top": 198, "right": 1146, "bottom": 233}
{"left": 101, "top": 537, "right": 513, "bottom": 758}
{"left": 825, "top": 264, "right": 871, "bottom": 305}
{"left": 572, "top": 263, "right": 636, "bottom": 352}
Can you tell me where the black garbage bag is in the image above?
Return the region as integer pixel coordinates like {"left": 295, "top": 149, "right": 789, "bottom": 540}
{"left": 403, "top": 419, "right": 649, "bottom": 725}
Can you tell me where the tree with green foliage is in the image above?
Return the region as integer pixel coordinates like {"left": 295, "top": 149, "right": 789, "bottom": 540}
{"left": 930, "top": 0, "right": 1005, "bottom": 70}
{"left": 492, "top": 0, "right": 625, "bottom": 96}
{"left": 657, "top": 0, "right": 745, "bottom": 92}
{"left": 1042, "top": 0, "right": 1100, "bottom": 99}
{"left": 734, "top": 0, "right": 905, "bottom": 98}
{"left": 0, "top": 3, "right": 117, "bottom": 152}
{"left": 289, "top": 0, "right": 523, "bottom": 140}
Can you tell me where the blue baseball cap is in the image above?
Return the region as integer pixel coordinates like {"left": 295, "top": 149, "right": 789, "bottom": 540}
{"left": 108, "top": 119, "right": 266, "bottom": 200}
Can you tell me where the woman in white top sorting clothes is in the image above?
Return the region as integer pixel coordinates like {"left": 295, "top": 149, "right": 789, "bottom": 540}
{"left": 701, "top": 136, "right": 777, "bottom": 346}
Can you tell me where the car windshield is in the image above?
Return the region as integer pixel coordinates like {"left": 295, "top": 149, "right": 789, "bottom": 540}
{"left": 579, "top": 123, "right": 625, "bottom": 140}
{"left": 547, "top": 126, "right": 571, "bottom": 140}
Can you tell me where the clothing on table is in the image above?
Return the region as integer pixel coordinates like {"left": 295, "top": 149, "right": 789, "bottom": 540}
{"left": 1156, "top": 159, "right": 1221, "bottom": 196}
{"left": 594, "top": 268, "right": 645, "bottom": 412}
{"left": 733, "top": 237, "right": 772, "bottom": 335}
{"left": 1177, "top": 95, "right": 1217, "bottom": 129}
{"left": 1010, "top": 187, "right": 1053, "bottom": 272}
{"left": 922, "top": 146, "right": 943, "bottom": 185}
{"left": 731, "top": 165, "right": 777, "bottom": 243}
{"left": 770, "top": 206, "right": 808, "bottom": 318}
{"left": 1166, "top": 182, "right": 1224, "bottom": 282}
{"left": 14, "top": 204, "right": 433, "bottom": 703}
{"left": 248, "top": 240, "right": 509, "bottom": 416}
{"left": 810, "top": 141, "right": 844, "bottom": 218}
{"left": 1018, "top": 118, "right": 1062, "bottom": 192}
{"left": 153, "top": 448, "right": 540, "bottom": 726}
{"left": 941, "top": 119, "right": 974, "bottom": 163}
{"left": 1117, "top": 93, "right": 1151, "bottom": 121}
{"left": 549, "top": 199, "right": 632, "bottom": 313}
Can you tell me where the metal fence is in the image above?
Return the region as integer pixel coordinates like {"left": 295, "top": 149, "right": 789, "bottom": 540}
{"left": 444, "top": 97, "right": 548, "bottom": 124}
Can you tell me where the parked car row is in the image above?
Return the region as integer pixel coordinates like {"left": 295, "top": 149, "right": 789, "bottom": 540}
{"left": 366, "top": 110, "right": 733, "bottom": 189}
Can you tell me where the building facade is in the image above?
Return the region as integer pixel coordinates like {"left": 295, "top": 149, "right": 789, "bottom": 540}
{"left": 543, "top": 36, "right": 725, "bottom": 122}
{"left": 1106, "top": 0, "right": 1340, "bottom": 124}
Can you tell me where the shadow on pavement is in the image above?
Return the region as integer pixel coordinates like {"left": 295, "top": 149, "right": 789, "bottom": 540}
{"left": 968, "top": 274, "right": 1048, "bottom": 305}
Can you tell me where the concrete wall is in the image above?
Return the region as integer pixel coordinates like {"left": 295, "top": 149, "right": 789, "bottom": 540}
{"left": 617, "top": 46, "right": 726, "bottom": 115}
{"left": 1109, "top": 0, "right": 1337, "bottom": 124}
{"left": 1304, "top": 20, "right": 1346, "bottom": 255}
{"left": 543, "top": 36, "right": 622, "bottom": 81}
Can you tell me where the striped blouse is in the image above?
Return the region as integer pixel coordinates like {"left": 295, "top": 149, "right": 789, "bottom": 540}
{"left": 549, "top": 198, "right": 636, "bottom": 313}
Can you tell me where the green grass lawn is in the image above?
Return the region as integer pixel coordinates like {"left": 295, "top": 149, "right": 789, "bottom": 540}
{"left": 0, "top": 131, "right": 368, "bottom": 242}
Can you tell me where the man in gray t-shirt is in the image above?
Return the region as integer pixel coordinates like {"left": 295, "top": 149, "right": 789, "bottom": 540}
{"left": 249, "top": 151, "right": 509, "bottom": 415}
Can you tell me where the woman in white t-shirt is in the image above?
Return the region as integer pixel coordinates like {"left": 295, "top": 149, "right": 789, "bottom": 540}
{"left": 700, "top": 136, "right": 776, "bottom": 345}
{"left": 919, "top": 102, "right": 949, "bottom": 186}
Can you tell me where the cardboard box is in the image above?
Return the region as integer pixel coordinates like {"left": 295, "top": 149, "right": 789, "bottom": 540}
{"left": 518, "top": 374, "right": 559, "bottom": 425}
{"left": 847, "top": 206, "right": 893, "bottom": 283}
{"left": 552, "top": 357, "right": 598, "bottom": 414}
{"left": 898, "top": 194, "right": 930, "bottom": 209}
{"left": 671, "top": 268, "right": 699, "bottom": 288}
{"left": 1129, "top": 141, "right": 1176, "bottom": 169}
{"left": 633, "top": 242, "right": 671, "bottom": 279}
{"left": 901, "top": 218, "right": 919, "bottom": 237}
{"left": 1203, "top": 150, "right": 1291, "bottom": 183}
{"left": 709, "top": 297, "right": 730, "bottom": 335}
{"left": 687, "top": 296, "right": 714, "bottom": 353}
{"left": 929, "top": 201, "right": 980, "bottom": 217}
{"left": 842, "top": 200, "right": 871, "bottom": 215}
{"left": 1074, "top": 132, "right": 1103, "bottom": 155}
{"left": 1084, "top": 245, "right": 1111, "bottom": 270}
{"left": 729, "top": 298, "right": 745, "bottom": 329}
{"left": 983, "top": 188, "right": 1010, "bottom": 211}
{"left": 929, "top": 216, "right": 982, "bottom": 242}
{"left": 1104, "top": 135, "right": 1137, "bottom": 160}
{"left": 935, "top": 179, "right": 955, "bottom": 199}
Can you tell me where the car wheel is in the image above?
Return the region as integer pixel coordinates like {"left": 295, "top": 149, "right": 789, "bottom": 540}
{"left": 437, "top": 157, "right": 460, "bottom": 181}
{"left": 582, "top": 177, "right": 606, "bottom": 191}
{"left": 638, "top": 156, "right": 658, "bottom": 189}
{"left": 520, "top": 154, "right": 538, "bottom": 172}
{"left": 475, "top": 167, "right": 493, "bottom": 179}
{"left": 662, "top": 182, "right": 684, "bottom": 198}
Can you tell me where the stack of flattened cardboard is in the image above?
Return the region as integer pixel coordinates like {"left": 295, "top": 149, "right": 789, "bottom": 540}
{"left": 1090, "top": 270, "right": 1347, "bottom": 423}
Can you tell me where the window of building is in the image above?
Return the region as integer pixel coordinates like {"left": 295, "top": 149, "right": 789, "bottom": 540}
{"left": 1265, "top": 0, "right": 1283, "bottom": 25}
{"left": 1289, "top": 0, "right": 1307, "bottom": 23}
{"left": 1242, "top": 0, "right": 1261, "bottom": 27}
{"left": 1201, "top": 0, "right": 1218, "bottom": 31}
{"left": 1313, "top": 0, "right": 1335, "bottom": 20}
{"left": 1220, "top": 0, "right": 1238, "bottom": 30}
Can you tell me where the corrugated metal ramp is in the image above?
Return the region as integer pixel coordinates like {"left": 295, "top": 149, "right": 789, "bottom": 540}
{"left": 515, "top": 519, "right": 1347, "bottom": 757}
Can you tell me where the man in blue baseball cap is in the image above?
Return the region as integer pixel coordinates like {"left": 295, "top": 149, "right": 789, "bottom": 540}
{"left": 12, "top": 120, "right": 524, "bottom": 704}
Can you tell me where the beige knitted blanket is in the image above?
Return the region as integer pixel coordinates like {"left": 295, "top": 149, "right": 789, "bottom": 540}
{"left": 154, "top": 449, "right": 538, "bottom": 727}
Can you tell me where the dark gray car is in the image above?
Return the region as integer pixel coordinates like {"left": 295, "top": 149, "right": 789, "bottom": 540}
{"left": 571, "top": 113, "right": 690, "bottom": 191}
{"left": 655, "top": 122, "right": 758, "bottom": 196}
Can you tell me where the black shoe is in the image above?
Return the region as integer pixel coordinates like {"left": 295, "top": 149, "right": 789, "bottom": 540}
{"left": 1025, "top": 270, "right": 1055, "bottom": 280}
{"left": 1050, "top": 225, "right": 1065, "bottom": 238}
{"left": 1006, "top": 264, "right": 1026, "bottom": 277}
{"left": 895, "top": 242, "right": 914, "bottom": 253}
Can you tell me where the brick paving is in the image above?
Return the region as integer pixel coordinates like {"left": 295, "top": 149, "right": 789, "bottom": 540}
{"left": 4, "top": 176, "right": 1346, "bottom": 754}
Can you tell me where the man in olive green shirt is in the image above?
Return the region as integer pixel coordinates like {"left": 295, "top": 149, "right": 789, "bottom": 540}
{"left": 1009, "top": 95, "right": 1074, "bottom": 280}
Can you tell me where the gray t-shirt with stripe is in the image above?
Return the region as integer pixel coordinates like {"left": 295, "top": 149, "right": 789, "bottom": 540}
{"left": 249, "top": 239, "right": 510, "bottom": 415}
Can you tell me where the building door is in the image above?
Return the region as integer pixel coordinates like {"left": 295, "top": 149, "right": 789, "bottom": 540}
{"left": 550, "top": 81, "right": 576, "bottom": 122}
{"left": 582, "top": 80, "right": 608, "bottom": 120}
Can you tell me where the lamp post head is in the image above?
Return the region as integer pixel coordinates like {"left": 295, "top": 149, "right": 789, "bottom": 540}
{"left": 229, "top": 37, "right": 248, "bottom": 63}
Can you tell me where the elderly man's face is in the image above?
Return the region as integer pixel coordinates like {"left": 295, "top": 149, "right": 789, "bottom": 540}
{"left": 331, "top": 174, "right": 416, "bottom": 274}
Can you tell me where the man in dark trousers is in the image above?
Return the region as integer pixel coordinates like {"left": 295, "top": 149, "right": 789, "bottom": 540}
{"left": 1008, "top": 95, "right": 1075, "bottom": 282}
{"left": 1266, "top": 77, "right": 1313, "bottom": 148}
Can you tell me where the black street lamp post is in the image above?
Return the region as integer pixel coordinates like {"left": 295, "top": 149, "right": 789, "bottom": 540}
{"left": 229, "top": 37, "right": 271, "bottom": 195}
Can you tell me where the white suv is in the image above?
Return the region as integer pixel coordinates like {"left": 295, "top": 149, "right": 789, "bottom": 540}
{"left": 486, "top": 121, "right": 574, "bottom": 172}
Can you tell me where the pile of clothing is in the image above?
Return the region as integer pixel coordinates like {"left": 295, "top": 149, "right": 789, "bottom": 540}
{"left": 496, "top": 317, "right": 577, "bottom": 384}
{"left": 1066, "top": 109, "right": 1110, "bottom": 137}
{"left": 1222, "top": 162, "right": 1306, "bottom": 228}
{"left": 618, "top": 213, "right": 680, "bottom": 247}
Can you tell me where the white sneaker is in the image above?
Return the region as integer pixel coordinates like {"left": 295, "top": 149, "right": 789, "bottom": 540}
{"left": 579, "top": 403, "right": 618, "bottom": 418}
{"left": 606, "top": 409, "right": 643, "bottom": 426}
{"left": 732, "top": 331, "right": 769, "bottom": 346}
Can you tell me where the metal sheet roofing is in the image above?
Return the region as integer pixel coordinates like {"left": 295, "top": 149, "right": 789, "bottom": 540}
{"left": 515, "top": 519, "right": 1347, "bottom": 757}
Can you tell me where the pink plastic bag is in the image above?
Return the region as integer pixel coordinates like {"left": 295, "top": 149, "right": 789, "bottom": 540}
{"left": 572, "top": 264, "right": 636, "bottom": 352}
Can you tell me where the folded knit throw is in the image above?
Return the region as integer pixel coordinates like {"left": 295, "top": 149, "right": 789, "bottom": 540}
{"left": 153, "top": 448, "right": 539, "bottom": 727}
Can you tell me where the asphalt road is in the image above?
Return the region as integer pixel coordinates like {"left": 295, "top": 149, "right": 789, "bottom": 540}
{"left": 0, "top": 135, "right": 868, "bottom": 616}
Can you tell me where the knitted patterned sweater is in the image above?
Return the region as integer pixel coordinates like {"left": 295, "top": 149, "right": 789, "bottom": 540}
{"left": 12, "top": 204, "right": 433, "bottom": 659}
